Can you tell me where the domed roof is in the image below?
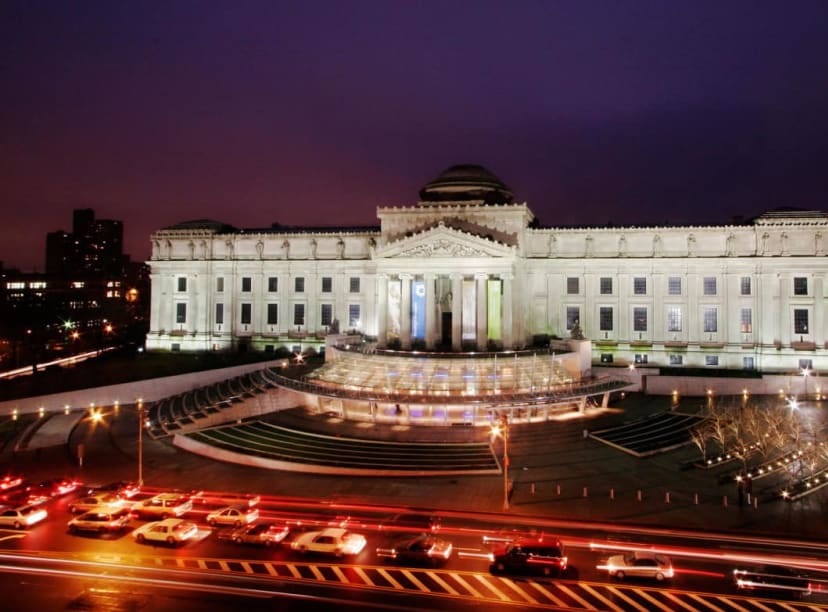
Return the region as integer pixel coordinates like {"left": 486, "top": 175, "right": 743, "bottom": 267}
{"left": 419, "top": 164, "right": 513, "bottom": 204}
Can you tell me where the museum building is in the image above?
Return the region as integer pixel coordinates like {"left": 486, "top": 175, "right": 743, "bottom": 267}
{"left": 147, "top": 164, "right": 828, "bottom": 374}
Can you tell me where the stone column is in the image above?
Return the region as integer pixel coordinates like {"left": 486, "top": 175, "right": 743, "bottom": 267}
{"left": 400, "top": 273, "right": 412, "bottom": 350}
{"left": 476, "top": 273, "right": 488, "bottom": 351}
{"left": 377, "top": 274, "right": 388, "bottom": 348}
{"left": 425, "top": 273, "right": 436, "bottom": 350}
{"left": 502, "top": 273, "right": 513, "bottom": 349}
{"left": 452, "top": 273, "right": 463, "bottom": 351}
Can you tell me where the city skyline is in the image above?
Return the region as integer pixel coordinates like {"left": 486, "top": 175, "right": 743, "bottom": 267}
{"left": 2, "top": 1, "right": 827, "bottom": 271}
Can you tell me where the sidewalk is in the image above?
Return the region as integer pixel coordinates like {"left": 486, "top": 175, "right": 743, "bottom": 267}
{"left": 2, "top": 392, "right": 827, "bottom": 543}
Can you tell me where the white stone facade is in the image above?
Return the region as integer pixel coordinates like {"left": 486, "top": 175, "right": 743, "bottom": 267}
{"left": 147, "top": 166, "right": 828, "bottom": 373}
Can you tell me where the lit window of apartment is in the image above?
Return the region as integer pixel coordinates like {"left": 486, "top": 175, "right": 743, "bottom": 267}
{"left": 667, "top": 307, "right": 682, "bottom": 332}
{"left": 740, "top": 308, "right": 752, "bottom": 333}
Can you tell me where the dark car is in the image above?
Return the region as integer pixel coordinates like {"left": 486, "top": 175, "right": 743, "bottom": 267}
{"left": 376, "top": 533, "right": 453, "bottom": 566}
{"left": 218, "top": 521, "right": 290, "bottom": 546}
{"left": 489, "top": 536, "right": 567, "bottom": 577}
{"left": 733, "top": 565, "right": 813, "bottom": 597}
{"left": 381, "top": 512, "right": 441, "bottom": 533}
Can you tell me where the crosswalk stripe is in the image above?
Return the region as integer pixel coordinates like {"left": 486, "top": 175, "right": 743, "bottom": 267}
{"left": 716, "top": 596, "right": 749, "bottom": 611}
{"left": 688, "top": 593, "right": 725, "bottom": 611}
{"left": 196, "top": 559, "right": 207, "bottom": 569}
{"left": 528, "top": 581, "right": 566, "bottom": 607}
{"left": 451, "top": 573, "right": 484, "bottom": 598}
{"left": 331, "top": 566, "right": 348, "bottom": 583}
{"left": 218, "top": 560, "right": 229, "bottom": 571}
{"left": 264, "top": 563, "right": 278, "bottom": 576}
{"left": 286, "top": 563, "right": 302, "bottom": 579}
{"left": 377, "top": 568, "right": 403, "bottom": 590}
{"left": 556, "top": 583, "right": 593, "bottom": 609}
{"left": 605, "top": 585, "right": 648, "bottom": 611}
{"left": 776, "top": 603, "right": 801, "bottom": 612}
{"left": 475, "top": 574, "right": 510, "bottom": 601}
{"left": 581, "top": 583, "right": 623, "bottom": 611}
{"left": 309, "top": 565, "right": 324, "bottom": 581}
{"left": 429, "top": 572, "right": 460, "bottom": 596}
{"left": 353, "top": 566, "right": 374, "bottom": 586}
{"left": 400, "top": 569, "right": 428, "bottom": 592}
{"left": 240, "top": 561, "right": 252, "bottom": 574}
{"left": 634, "top": 589, "right": 673, "bottom": 611}
{"left": 498, "top": 577, "right": 538, "bottom": 604}
{"left": 664, "top": 591, "right": 700, "bottom": 611}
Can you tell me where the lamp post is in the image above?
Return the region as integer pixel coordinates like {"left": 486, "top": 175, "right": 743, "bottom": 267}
{"left": 137, "top": 398, "right": 144, "bottom": 486}
{"left": 490, "top": 414, "right": 510, "bottom": 511}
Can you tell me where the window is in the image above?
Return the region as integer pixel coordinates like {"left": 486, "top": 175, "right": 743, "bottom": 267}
{"left": 743, "top": 357, "right": 755, "bottom": 370}
{"left": 703, "top": 277, "right": 717, "bottom": 296}
{"left": 566, "top": 306, "right": 580, "bottom": 331}
{"left": 799, "top": 358, "right": 813, "bottom": 370}
{"left": 668, "top": 277, "right": 681, "bottom": 295}
{"left": 267, "top": 303, "right": 278, "bottom": 325}
{"left": 216, "top": 277, "right": 224, "bottom": 292}
{"left": 599, "top": 306, "right": 613, "bottom": 331}
{"left": 740, "top": 277, "right": 751, "bottom": 295}
{"left": 669, "top": 354, "right": 683, "bottom": 365}
{"left": 268, "top": 277, "right": 278, "bottom": 292}
{"left": 600, "top": 277, "right": 613, "bottom": 295}
{"left": 293, "top": 304, "right": 305, "bottom": 326}
{"left": 566, "top": 277, "right": 579, "bottom": 294}
{"left": 349, "top": 277, "right": 360, "bottom": 293}
{"left": 295, "top": 277, "right": 305, "bottom": 293}
{"left": 633, "top": 277, "right": 646, "bottom": 295}
{"left": 349, "top": 304, "right": 361, "bottom": 328}
{"left": 633, "top": 307, "right": 648, "bottom": 332}
{"left": 240, "top": 303, "right": 252, "bottom": 325}
{"left": 705, "top": 355, "right": 719, "bottom": 366}
{"left": 177, "top": 277, "right": 187, "bottom": 292}
{"left": 794, "top": 277, "right": 808, "bottom": 295}
{"left": 600, "top": 354, "right": 613, "bottom": 363}
{"left": 667, "top": 307, "right": 682, "bottom": 332}
{"left": 320, "top": 304, "right": 333, "bottom": 326}
{"left": 740, "top": 308, "right": 752, "bottom": 333}
{"left": 241, "top": 277, "right": 252, "bottom": 292}
{"left": 175, "top": 303, "right": 186, "bottom": 324}
{"left": 321, "top": 277, "right": 332, "bottom": 293}
{"left": 794, "top": 309, "right": 809, "bottom": 334}
{"left": 703, "top": 307, "right": 718, "bottom": 333}
{"left": 215, "top": 303, "right": 224, "bottom": 325}
{"left": 634, "top": 354, "right": 648, "bottom": 364}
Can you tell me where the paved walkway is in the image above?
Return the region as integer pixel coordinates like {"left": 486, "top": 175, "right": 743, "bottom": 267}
{"left": 2, "top": 393, "right": 828, "bottom": 543}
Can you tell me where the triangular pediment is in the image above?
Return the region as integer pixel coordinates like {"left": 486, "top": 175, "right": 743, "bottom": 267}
{"left": 377, "top": 222, "right": 515, "bottom": 259}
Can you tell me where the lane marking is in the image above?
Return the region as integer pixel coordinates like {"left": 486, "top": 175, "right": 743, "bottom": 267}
{"left": 377, "top": 568, "right": 403, "bottom": 590}
{"left": 331, "top": 565, "right": 348, "bottom": 583}
{"left": 605, "top": 585, "right": 649, "bottom": 611}
{"left": 474, "top": 574, "right": 510, "bottom": 602}
{"left": 265, "top": 563, "right": 278, "bottom": 577}
{"left": 664, "top": 591, "right": 701, "bottom": 611}
{"left": 429, "top": 572, "right": 460, "bottom": 596}
{"left": 581, "top": 583, "right": 623, "bottom": 611}
{"left": 240, "top": 561, "right": 252, "bottom": 574}
{"left": 286, "top": 563, "right": 302, "bottom": 579}
{"left": 353, "top": 566, "right": 374, "bottom": 586}
{"left": 557, "top": 583, "right": 592, "bottom": 609}
{"left": 400, "top": 569, "right": 428, "bottom": 592}
{"left": 687, "top": 593, "right": 725, "bottom": 611}
{"left": 498, "top": 577, "right": 538, "bottom": 604}
{"left": 450, "top": 573, "right": 484, "bottom": 598}
{"left": 309, "top": 565, "right": 324, "bottom": 581}
{"left": 635, "top": 589, "right": 673, "bottom": 612}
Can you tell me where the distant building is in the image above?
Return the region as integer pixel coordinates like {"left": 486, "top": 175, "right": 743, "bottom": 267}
{"left": 147, "top": 164, "right": 828, "bottom": 373}
{"left": 46, "top": 208, "right": 124, "bottom": 277}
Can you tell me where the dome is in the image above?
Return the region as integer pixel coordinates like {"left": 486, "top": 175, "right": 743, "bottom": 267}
{"left": 418, "top": 164, "right": 513, "bottom": 204}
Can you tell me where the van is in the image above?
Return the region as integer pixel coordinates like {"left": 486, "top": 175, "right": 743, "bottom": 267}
{"left": 489, "top": 536, "right": 567, "bottom": 577}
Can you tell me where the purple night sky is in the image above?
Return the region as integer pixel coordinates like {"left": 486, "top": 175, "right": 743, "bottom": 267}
{"left": 2, "top": 1, "right": 827, "bottom": 271}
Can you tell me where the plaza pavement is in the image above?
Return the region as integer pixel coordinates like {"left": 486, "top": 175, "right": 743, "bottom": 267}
{"left": 2, "top": 392, "right": 828, "bottom": 543}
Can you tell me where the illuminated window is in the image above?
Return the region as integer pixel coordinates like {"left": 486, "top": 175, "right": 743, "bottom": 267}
{"left": 71, "top": 281, "right": 85, "bottom": 289}
{"left": 349, "top": 304, "right": 361, "bottom": 327}
{"left": 29, "top": 281, "right": 46, "bottom": 289}
{"left": 740, "top": 308, "right": 752, "bottom": 333}
{"left": 6, "top": 282, "right": 24, "bottom": 289}
{"left": 667, "top": 307, "right": 682, "bottom": 332}
{"left": 703, "top": 307, "right": 718, "bottom": 333}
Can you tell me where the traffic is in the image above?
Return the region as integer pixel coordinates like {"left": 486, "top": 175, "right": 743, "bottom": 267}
{"left": 2, "top": 472, "right": 828, "bottom": 609}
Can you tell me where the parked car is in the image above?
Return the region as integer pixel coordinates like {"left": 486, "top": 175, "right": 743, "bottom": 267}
{"left": 380, "top": 512, "right": 441, "bottom": 533}
{"left": 0, "top": 504, "right": 48, "bottom": 529}
{"left": 290, "top": 527, "right": 367, "bottom": 557}
{"left": 135, "top": 493, "right": 192, "bottom": 519}
{"left": 87, "top": 481, "right": 140, "bottom": 499}
{"left": 733, "top": 565, "right": 813, "bottom": 597}
{"left": 376, "top": 533, "right": 453, "bottom": 566}
{"left": 206, "top": 505, "right": 259, "bottom": 527}
{"left": 69, "top": 494, "right": 124, "bottom": 514}
{"left": 600, "top": 551, "right": 673, "bottom": 581}
{"left": 68, "top": 508, "right": 133, "bottom": 534}
{"left": 132, "top": 518, "right": 198, "bottom": 545}
{"left": 191, "top": 491, "right": 261, "bottom": 508}
{"left": 218, "top": 521, "right": 290, "bottom": 546}
{"left": 36, "top": 478, "right": 81, "bottom": 497}
{"left": 489, "top": 536, "right": 567, "bottom": 577}
{"left": 0, "top": 474, "right": 24, "bottom": 491}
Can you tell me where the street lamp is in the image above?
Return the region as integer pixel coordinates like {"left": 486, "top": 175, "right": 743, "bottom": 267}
{"left": 490, "top": 414, "right": 510, "bottom": 511}
{"left": 137, "top": 398, "right": 145, "bottom": 486}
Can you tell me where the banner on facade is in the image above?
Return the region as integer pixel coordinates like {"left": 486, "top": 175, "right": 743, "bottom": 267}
{"left": 462, "top": 279, "right": 476, "bottom": 340}
{"left": 411, "top": 280, "right": 425, "bottom": 340}
{"left": 388, "top": 279, "right": 401, "bottom": 340}
{"left": 487, "top": 279, "right": 502, "bottom": 340}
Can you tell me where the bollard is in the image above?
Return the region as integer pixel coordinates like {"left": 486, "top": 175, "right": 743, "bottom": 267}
{"left": 531, "top": 483, "right": 536, "bottom": 496}
{"left": 665, "top": 492, "right": 671, "bottom": 504}
{"left": 694, "top": 493, "right": 699, "bottom": 505}
{"left": 723, "top": 495, "right": 728, "bottom": 508}
{"left": 583, "top": 486, "right": 588, "bottom": 497}
{"left": 556, "top": 484, "right": 561, "bottom": 496}
{"left": 636, "top": 489, "right": 642, "bottom": 501}
{"left": 610, "top": 488, "right": 614, "bottom": 500}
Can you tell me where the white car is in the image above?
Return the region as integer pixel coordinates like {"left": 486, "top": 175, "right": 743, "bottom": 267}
{"left": 290, "top": 527, "right": 367, "bottom": 557}
{"left": 132, "top": 518, "right": 198, "bottom": 545}
{"left": 601, "top": 551, "right": 674, "bottom": 581}
{"left": 206, "top": 505, "right": 259, "bottom": 527}
{"left": 0, "top": 504, "right": 48, "bottom": 529}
